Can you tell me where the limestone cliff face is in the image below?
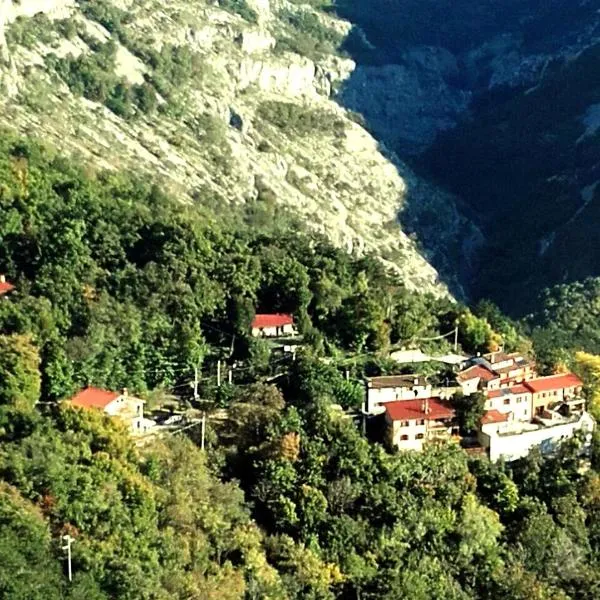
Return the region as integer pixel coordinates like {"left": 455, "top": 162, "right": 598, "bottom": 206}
{"left": 0, "top": 0, "right": 457, "bottom": 295}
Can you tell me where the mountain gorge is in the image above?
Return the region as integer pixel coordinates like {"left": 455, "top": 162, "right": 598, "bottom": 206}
{"left": 333, "top": 0, "right": 600, "bottom": 314}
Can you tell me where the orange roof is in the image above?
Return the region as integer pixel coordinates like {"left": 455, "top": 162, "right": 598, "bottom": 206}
{"left": 481, "top": 410, "right": 510, "bottom": 425}
{"left": 525, "top": 373, "right": 583, "bottom": 393}
{"left": 251, "top": 313, "right": 294, "bottom": 329}
{"left": 0, "top": 276, "right": 14, "bottom": 296}
{"left": 457, "top": 364, "right": 497, "bottom": 383}
{"left": 385, "top": 398, "right": 454, "bottom": 422}
{"left": 70, "top": 387, "right": 120, "bottom": 410}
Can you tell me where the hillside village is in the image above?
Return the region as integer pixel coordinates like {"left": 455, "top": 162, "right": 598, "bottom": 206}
{"left": 4, "top": 264, "right": 588, "bottom": 465}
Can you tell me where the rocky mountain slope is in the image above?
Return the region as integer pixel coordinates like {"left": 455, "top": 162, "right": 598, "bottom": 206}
{"left": 0, "top": 0, "right": 475, "bottom": 297}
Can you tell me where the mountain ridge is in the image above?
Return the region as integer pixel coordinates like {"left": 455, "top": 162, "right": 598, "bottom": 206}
{"left": 0, "top": 0, "right": 475, "bottom": 297}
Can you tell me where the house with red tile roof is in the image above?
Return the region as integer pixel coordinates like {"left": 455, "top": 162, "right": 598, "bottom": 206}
{"left": 0, "top": 275, "right": 15, "bottom": 297}
{"left": 251, "top": 313, "right": 295, "bottom": 338}
{"left": 485, "top": 384, "right": 532, "bottom": 422}
{"left": 385, "top": 398, "right": 456, "bottom": 451}
{"left": 524, "top": 373, "right": 584, "bottom": 417}
{"left": 456, "top": 364, "right": 500, "bottom": 395}
{"left": 69, "top": 387, "right": 154, "bottom": 435}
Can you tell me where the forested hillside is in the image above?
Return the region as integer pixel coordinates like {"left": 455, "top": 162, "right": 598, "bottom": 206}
{"left": 2, "top": 132, "right": 600, "bottom": 599}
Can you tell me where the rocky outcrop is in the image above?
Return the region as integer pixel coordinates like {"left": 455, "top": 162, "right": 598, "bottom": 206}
{"left": 339, "top": 46, "right": 470, "bottom": 154}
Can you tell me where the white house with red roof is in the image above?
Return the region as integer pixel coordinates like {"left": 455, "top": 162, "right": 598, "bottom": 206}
{"left": 68, "top": 387, "right": 154, "bottom": 435}
{"left": 477, "top": 371, "right": 591, "bottom": 462}
{"left": 385, "top": 398, "right": 456, "bottom": 452}
{"left": 485, "top": 384, "right": 532, "bottom": 422}
{"left": 251, "top": 313, "right": 295, "bottom": 338}
{"left": 456, "top": 364, "right": 501, "bottom": 395}
{"left": 0, "top": 275, "right": 15, "bottom": 298}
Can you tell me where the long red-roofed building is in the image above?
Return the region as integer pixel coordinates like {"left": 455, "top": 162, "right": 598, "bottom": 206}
{"left": 524, "top": 373, "right": 584, "bottom": 416}
{"left": 251, "top": 313, "right": 295, "bottom": 338}
{"left": 385, "top": 398, "right": 456, "bottom": 451}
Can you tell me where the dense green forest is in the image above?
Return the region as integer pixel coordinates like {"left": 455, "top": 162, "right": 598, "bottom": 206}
{"left": 3, "top": 132, "right": 600, "bottom": 598}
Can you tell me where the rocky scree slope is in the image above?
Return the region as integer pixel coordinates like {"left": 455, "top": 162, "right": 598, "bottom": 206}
{"left": 0, "top": 0, "right": 466, "bottom": 295}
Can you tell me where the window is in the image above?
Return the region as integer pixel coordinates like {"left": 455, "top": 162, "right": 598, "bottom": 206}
{"left": 400, "top": 435, "right": 409, "bottom": 441}
{"left": 400, "top": 421, "right": 409, "bottom": 427}
{"left": 418, "top": 419, "right": 425, "bottom": 425}
{"left": 517, "top": 397, "right": 522, "bottom": 403}
{"left": 504, "top": 398, "right": 510, "bottom": 405}
{"left": 416, "top": 433, "right": 425, "bottom": 440}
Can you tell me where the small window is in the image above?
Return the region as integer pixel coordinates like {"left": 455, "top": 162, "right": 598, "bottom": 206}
{"left": 504, "top": 398, "right": 510, "bottom": 405}
{"left": 418, "top": 419, "right": 425, "bottom": 425}
{"left": 400, "top": 435, "right": 409, "bottom": 441}
{"left": 400, "top": 420, "right": 409, "bottom": 427}
{"left": 416, "top": 433, "right": 425, "bottom": 440}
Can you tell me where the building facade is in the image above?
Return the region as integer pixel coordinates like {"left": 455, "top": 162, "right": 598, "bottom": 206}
{"left": 385, "top": 398, "right": 456, "bottom": 452}
{"left": 485, "top": 384, "right": 532, "bottom": 422}
{"left": 525, "top": 373, "right": 584, "bottom": 416}
{"left": 365, "top": 375, "right": 432, "bottom": 414}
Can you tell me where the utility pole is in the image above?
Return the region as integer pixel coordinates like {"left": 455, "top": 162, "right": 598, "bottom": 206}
{"left": 217, "top": 360, "right": 221, "bottom": 387}
{"left": 454, "top": 325, "right": 459, "bottom": 353}
{"left": 228, "top": 368, "right": 233, "bottom": 385}
{"left": 193, "top": 363, "right": 200, "bottom": 401}
{"left": 61, "top": 534, "right": 74, "bottom": 582}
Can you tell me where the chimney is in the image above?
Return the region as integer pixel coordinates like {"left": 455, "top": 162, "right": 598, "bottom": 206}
{"left": 421, "top": 398, "right": 430, "bottom": 415}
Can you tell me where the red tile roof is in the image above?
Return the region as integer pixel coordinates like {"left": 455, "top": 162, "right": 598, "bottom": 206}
{"left": 525, "top": 373, "right": 583, "bottom": 393}
{"left": 70, "top": 387, "right": 121, "bottom": 410}
{"left": 481, "top": 410, "right": 510, "bottom": 425}
{"left": 251, "top": 313, "right": 294, "bottom": 329}
{"left": 385, "top": 398, "right": 454, "bottom": 422}
{"left": 457, "top": 364, "right": 497, "bottom": 383}
{"left": 0, "top": 276, "right": 14, "bottom": 296}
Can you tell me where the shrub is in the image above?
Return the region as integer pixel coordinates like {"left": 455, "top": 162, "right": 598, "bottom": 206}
{"left": 218, "top": 0, "right": 258, "bottom": 23}
{"left": 257, "top": 101, "right": 344, "bottom": 137}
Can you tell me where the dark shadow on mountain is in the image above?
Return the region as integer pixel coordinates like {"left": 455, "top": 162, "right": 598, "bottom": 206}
{"left": 330, "top": 0, "right": 600, "bottom": 315}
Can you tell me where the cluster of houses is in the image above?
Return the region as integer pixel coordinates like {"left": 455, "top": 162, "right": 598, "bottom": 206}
{"left": 368, "top": 350, "right": 595, "bottom": 462}
{"left": 0, "top": 282, "right": 594, "bottom": 461}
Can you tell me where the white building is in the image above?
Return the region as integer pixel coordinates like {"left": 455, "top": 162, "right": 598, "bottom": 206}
{"left": 456, "top": 364, "right": 501, "bottom": 395}
{"left": 69, "top": 387, "right": 154, "bottom": 435}
{"left": 365, "top": 375, "right": 432, "bottom": 414}
{"left": 478, "top": 411, "right": 595, "bottom": 462}
{"left": 485, "top": 384, "right": 532, "bottom": 422}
